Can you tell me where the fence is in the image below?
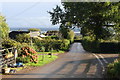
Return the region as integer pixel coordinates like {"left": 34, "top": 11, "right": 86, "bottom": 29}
{"left": 0, "top": 47, "right": 16, "bottom": 68}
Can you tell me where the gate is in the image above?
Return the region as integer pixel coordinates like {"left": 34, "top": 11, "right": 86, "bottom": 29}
{"left": 0, "top": 48, "right": 16, "bottom": 69}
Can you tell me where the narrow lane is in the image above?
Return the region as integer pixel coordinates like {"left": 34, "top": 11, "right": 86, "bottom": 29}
{"left": 2, "top": 43, "right": 118, "bottom": 78}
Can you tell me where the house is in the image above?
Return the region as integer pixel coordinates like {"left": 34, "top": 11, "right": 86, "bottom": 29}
{"left": 29, "top": 31, "right": 40, "bottom": 37}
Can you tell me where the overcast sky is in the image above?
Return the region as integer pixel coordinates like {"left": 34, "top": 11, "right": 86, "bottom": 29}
{"left": 0, "top": 1, "right": 61, "bottom": 28}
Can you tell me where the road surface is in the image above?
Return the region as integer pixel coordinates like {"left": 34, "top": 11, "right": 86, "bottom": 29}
{"left": 2, "top": 43, "right": 118, "bottom": 78}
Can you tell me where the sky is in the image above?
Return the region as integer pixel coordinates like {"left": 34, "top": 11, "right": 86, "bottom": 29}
{"left": 0, "top": 0, "right": 61, "bottom": 28}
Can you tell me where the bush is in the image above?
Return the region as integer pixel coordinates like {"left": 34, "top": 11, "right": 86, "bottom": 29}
{"left": 74, "top": 35, "right": 82, "bottom": 40}
{"left": 81, "top": 36, "right": 100, "bottom": 53}
{"left": 106, "top": 59, "right": 120, "bottom": 78}
{"left": 60, "top": 39, "right": 70, "bottom": 51}
{"left": 42, "top": 36, "right": 59, "bottom": 40}
{"left": 2, "top": 38, "right": 30, "bottom": 55}
{"left": 15, "top": 33, "right": 31, "bottom": 43}
{"left": 33, "top": 38, "right": 70, "bottom": 52}
{"left": 100, "top": 42, "right": 120, "bottom": 53}
{"left": 17, "top": 47, "right": 38, "bottom": 63}
{"left": 82, "top": 36, "right": 120, "bottom": 53}
{"left": 2, "top": 39, "right": 19, "bottom": 48}
{"left": 50, "top": 36, "right": 59, "bottom": 40}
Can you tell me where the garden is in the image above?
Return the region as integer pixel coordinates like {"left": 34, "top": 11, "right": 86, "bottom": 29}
{"left": 1, "top": 35, "right": 71, "bottom": 74}
{"left": 0, "top": 14, "right": 75, "bottom": 74}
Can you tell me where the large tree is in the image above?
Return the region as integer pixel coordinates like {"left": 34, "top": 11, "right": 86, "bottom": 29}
{"left": 0, "top": 15, "right": 10, "bottom": 39}
{"left": 49, "top": 2, "right": 119, "bottom": 40}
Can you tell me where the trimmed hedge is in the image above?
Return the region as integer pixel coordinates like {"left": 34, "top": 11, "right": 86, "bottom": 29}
{"left": 82, "top": 37, "right": 120, "bottom": 53}
{"left": 82, "top": 39, "right": 100, "bottom": 53}
{"left": 100, "top": 42, "right": 120, "bottom": 53}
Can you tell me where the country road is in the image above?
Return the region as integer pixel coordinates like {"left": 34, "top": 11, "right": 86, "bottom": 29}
{"left": 2, "top": 42, "right": 119, "bottom": 79}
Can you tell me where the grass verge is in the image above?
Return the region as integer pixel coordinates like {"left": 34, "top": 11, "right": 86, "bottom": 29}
{"left": 37, "top": 50, "right": 65, "bottom": 55}
{"left": 25, "top": 54, "right": 58, "bottom": 66}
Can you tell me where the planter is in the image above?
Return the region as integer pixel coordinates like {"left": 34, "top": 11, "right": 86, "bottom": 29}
{"left": 2, "top": 68, "right": 10, "bottom": 74}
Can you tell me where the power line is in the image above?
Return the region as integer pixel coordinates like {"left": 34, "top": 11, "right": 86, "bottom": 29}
{"left": 7, "top": 2, "right": 40, "bottom": 19}
{"left": 6, "top": 2, "right": 51, "bottom": 28}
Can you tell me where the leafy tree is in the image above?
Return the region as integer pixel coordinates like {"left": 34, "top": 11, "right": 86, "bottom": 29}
{"left": 48, "top": 2, "right": 119, "bottom": 40}
{"left": 28, "top": 28, "right": 40, "bottom": 32}
{"left": 59, "top": 25, "right": 70, "bottom": 39}
{"left": 67, "top": 29, "right": 75, "bottom": 42}
{"left": 59, "top": 24, "right": 75, "bottom": 42}
{"left": 0, "top": 15, "right": 9, "bottom": 39}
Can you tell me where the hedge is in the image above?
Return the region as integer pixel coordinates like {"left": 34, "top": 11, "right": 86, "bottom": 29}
{"left": 82, "top": 39, "right": 100, "bottom": 53}
{"left": 81, "top": 36, "right": 120, "bottom": 53}
{"left": 33, "top": 38, "right": 70, "bottom": 52}
{"left": 100, "top": 42, "right": 120, "bottom": 53}
{"left": 106, "top": 59, "right": 120, "bottom": 78}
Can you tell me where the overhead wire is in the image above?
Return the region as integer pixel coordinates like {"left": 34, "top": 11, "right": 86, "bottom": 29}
{"left": 7, "top": 2, "right": 50, "bottom": 27}
{"left": 7, "top": 2, "right": 40, "bottom": 19}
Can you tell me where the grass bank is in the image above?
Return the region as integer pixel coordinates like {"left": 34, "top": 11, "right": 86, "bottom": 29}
{"left": 37, "top": 50, "right": 65, "bottom": 55}
{"left": 25, "top": 52, "right": 60, "bottom": 66}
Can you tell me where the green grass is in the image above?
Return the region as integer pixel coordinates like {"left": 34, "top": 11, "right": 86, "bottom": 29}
{"left": 25, "top": 54, "right": 58, "bottom": 66}
{"left": 37, "top": 50, "right": 65, "bottom": 55}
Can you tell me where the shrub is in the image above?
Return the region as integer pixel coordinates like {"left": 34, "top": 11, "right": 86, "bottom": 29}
{"left": 106, "top": 59, "right": 120, "bottom": 78}
{"left": 81, "top": 36, "right": 100, "bottom": 53}
{"left": 60, "top": 39, "right": 70, "bottom": 51}
{"left": 2, "top": 39, "right": 19, "bottom": 48}
{"left": 82, "top": 36, "right": 120, "bottom": 53}
{"left": 17, "top": 47, "right": 38, "bottom": 63}
{"left": 50, "top": 36, "right": 59, "bottom": 40}
{"left": 100, "top": 42, "right": 120, "bottom": 53}
{"left": 15, "top": 33, "right": 31, "bottom": 43}
{"left": 33, "top": 38, "right": 70, "bottom": 52}
{"left": 2, "top": 38, "right": 30, "bottom": 54}
{"left": 74, "top": 35, "right": 82, "bottom": 40}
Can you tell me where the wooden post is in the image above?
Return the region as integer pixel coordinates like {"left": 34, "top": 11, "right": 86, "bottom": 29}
{"left": 14, "top": 48, "right": 18, "bottom": 64}
{"left": 31, "top": 37, "right": 32, "bottom": 46}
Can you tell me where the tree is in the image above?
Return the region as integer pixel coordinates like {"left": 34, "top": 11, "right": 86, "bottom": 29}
{"left": 67, "top": 29, "right": 75, "bottom": 42}
{"left": 28, "top": 28, "right": 40, "bottom": 32}
{"left": 0, "top": 15, "right": 9, "bottom": 39}
{"left": 59, "top": 24, "right": 75, "bottom": 42}
{"left": 48, "top": 2, "right": 119, "bottom": 40}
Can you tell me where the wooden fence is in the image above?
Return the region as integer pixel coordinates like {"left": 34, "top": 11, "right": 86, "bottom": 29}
{"left": 0, "top": 48, "right": 16, "bottom": 68}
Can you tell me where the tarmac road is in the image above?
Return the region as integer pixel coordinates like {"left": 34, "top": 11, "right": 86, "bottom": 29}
{"left": 2, "top": 42, "right": 119, "bottom": 79}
